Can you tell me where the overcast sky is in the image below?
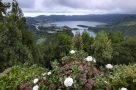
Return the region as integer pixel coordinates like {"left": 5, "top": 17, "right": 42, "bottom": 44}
{"left": 3, "top": 0, "right": 136, "bottom": 17}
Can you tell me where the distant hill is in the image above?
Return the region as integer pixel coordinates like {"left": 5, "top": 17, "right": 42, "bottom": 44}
{"left": 87, "top": 15, "right": 136, "bottom": 36}
{"left": 26, "top": 14, "right": 136, "bottom": 24}
{"left": 26, "top": 14, "right": 136, "bottom": 36}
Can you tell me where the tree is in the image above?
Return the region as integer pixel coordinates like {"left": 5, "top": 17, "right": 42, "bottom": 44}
{"left": 107, "top": 32, "right": 124, "bottom": 64}
{"left": 108, "top": 31, "right": 124, "bottom": 45}
{"left": 82, "top": 32, "right": 94, "bottom": 54}
{"left": 11, "top": 0, "right": 23, "bottom": 19}
{"left": 92, "top": 31, "right": 113, "bottom": 65}
{"left": 112, "top": 37, "right": 136, "bottom": 64}
{"left": 0, "top": 0, "right": 40, "bottom": 71}
{"left": 0, "top": 0, "right": 10, "bottom": 22}
{"left": 42, "top": 33, "right": 73, "bottom": 68}
{"left": 43, "top": 43, "right": 57, "bottom": 69}
{"left": 73, "top": 33, "right": 83, "bottom": 50}
{"left": 56, "top": 33, "right": 73, "bottom": 59}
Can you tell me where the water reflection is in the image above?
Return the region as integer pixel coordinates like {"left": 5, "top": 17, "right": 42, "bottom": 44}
{"left": 52, "top": 21, "right": 106, "bottom": 37}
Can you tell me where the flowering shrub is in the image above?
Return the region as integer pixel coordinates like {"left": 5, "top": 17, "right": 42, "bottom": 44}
{"left": 29, "top": 50, "right": 100, "bottom": 90}
{"left": 61, "top": 50, "right": 88, "bottom": 64}
{"left": 0, "top": 50, "right": 136, "bottom": 90}
{"left": 96, "top": 64, "right": 136, "bottom": 90}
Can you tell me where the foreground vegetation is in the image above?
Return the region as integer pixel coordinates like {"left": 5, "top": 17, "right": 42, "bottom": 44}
{"left": 0, "top": 54, "right": 136, "bottom": 90}
{"left": 0, "top": 0, "right": 136, "bottom": 90}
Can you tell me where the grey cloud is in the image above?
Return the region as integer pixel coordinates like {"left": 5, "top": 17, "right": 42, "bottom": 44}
{"left": 18, "top": 0, "right": 34, "bottom": 8}
{"left": 36, "top": 0, "right": 136, "bottom": 14}
{"left": 3, "top": 0, "right": 136, "bottom": 16}
{"left": 55, "top": 0, "right": 136, "bottom": 11}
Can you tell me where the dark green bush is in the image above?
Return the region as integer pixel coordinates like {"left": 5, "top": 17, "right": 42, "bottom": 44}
{"left": 111, "top": 64, "right": 136, "bottom": 90}
{"left": 0, "top": 65, "right": 47, "bottom": 90}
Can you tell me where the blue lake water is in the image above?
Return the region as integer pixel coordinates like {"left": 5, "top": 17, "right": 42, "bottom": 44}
{"left": 52, "top": 21, "right": 106, "bottom": 37}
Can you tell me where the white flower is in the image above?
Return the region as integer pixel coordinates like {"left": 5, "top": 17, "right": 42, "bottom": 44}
{"left": 93, "top": 58, "right": 96, "bottom": 63}
{"left": 120, "top": 87, "right": 128, "bottom": 90}
{"left": 104, "top": 81, "right": 108, "bottom": 84}
{"left": 64, "top": 77, "right": 73, "bottom": 87}
{"left": 105, "top": 64, "right": 113, "bottom": 69}
{"left": 42, "top": 73, "right": 46, "bottom": 76}
{"left": 33, "top": 78, "right": 39, "bottom": 84}
{"left": 47, "top": 71, "right": 51, "bottom": 75}
{"left": 85, "top": 56, "right": 93, "bottom": 62}
{"left": 33, "top": 85, "right": 39, "bottom": 90}
{"left": 70, "top": 50, "right": 75, "bottom": 54}
{"left": 43, "top": 77, "right": 46, "bottom": 80}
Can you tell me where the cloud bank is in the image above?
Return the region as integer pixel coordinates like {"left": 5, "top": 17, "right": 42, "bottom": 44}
{"left": 3, "top": 0, "right": 136, "bottom": 16}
